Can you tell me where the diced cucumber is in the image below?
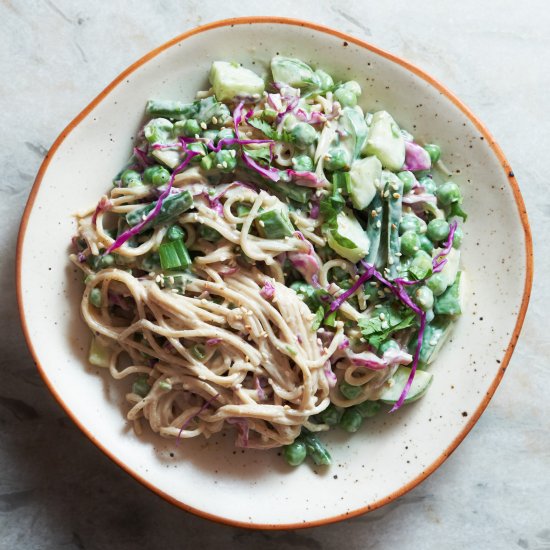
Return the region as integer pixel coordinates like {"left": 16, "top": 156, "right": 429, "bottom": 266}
{"left": 209, "top": 61, "right": 265, "bottom": 102}
{"left": 340, "top": 107, "right": 369, "bottom": 160}
{"left": 143, "top": 118, "right": 174, "bottom": 145}
{"left": 434, "top": 271, "right": 463, "bottom": 316}
{"left": 348, "top": 156, "right": 382, "bottom": 210}
{"left": 270, "top": 56, "right": 317, "bottom": 89}
{"left": 326, "top": 208, "right": 370, "bottom": 263}
{"left": 378, "top": 366, "right": 433, "bottom": 404}
{"left": 419, "top": 316, "right": 453, "bottom": 365}
{"left": 363, "top": 111, "right": 406, "bottom": 171}
{"left": 88, "top": 336, "right": 111, "bottom": 368}
{"left": 152, "top": 148, "right": 183, "bottom": 169}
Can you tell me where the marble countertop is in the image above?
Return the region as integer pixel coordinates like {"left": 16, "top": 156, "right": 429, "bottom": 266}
{"left": 1, "top": 1, "right": 548, "bottom": 548}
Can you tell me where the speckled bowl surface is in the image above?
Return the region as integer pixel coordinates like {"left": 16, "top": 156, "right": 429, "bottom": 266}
{"left": 17, "top": 17, "right": 532, "bottom": 528}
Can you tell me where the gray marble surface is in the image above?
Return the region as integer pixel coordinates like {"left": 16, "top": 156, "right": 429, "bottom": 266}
{"left": 1, "top": 1, "right": 548, "bottom": 548}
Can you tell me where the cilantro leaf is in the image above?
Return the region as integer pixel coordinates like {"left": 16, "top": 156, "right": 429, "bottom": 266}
{"left": 358, "top": 305, "right": 416, "bottom": 348}
{"left": 248, "top": 118, "right": 295, "bottom": 143}
{"left": 242, "top": 145, "right": 271, "bottom": 163}
{"left": 312, "top": 305, "right": 324, "bottom": 331}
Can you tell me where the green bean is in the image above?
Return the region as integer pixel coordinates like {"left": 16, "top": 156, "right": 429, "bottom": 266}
{"left": 386, "top": 172, "right": 404, "bottom": 278}
{"left": 126, "top": 191, "right": 194, "bottom": 229}
{"left": 302, "top": 432, "right": 331, "bottom": 466}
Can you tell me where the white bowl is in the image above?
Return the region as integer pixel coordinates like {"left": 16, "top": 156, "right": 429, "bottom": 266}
{"left": 17, "top": 17, "right": 533, "bottom": 528}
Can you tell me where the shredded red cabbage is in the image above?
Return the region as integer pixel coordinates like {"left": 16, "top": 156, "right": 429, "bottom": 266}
{"left": 175, "top": 392, "right": 219, "bottom": 445}
{"left": 260, "top": 280, "right": 276, "bottom": 300}
{"left": 226, "top": 417, "right": 249, "bottom": 447}
{"left": 218, "top": 266, "right": 239, "bottom": 277}
{"left": 402, "top": 192, "right": 437, "bottom": 206}
{"left": 206, "top": 338, "right": 222, "bottom": 345}
{"left": 108, "top": 291, "right": 130, "bottom": 311}
{"left": 289, "top": 231, "right": 320, "bottom": 283}
{"left": 242, "top": 152, "right": 281, "bottom": 181}
{"left": 105, "top": 151, "right": 199, "bottom": 254}
{"left": 254, "top": 376, "right": 267, "bottom": 400}
{"left": 432, "top": 220, "right": 458, "bottom": 272}
{"left": 403, "top": 141, "right": 432, "bottom": 172}
{"left": 338, "top": 338, "right": 350, "bottom": 351}
{"left": 133, "top": 146, "right": 151, "bottom": 168}
{"left": 286, "top": 169, "right": 324, "bottom": 188}
{"left": 324, "top": 361, "right": 337, "bottom": 387}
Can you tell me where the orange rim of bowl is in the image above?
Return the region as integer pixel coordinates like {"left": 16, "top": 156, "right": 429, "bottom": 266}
{"left": 16, "top": 16, "right": 533, "bottom": 530}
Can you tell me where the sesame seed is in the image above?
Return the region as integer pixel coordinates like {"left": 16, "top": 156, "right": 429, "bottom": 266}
{"left": 377, "top": 290, "right": 385, "bottom": 298}
{"left": 194, "top": 133, "right": 200, "bottom": 139}
{"left": 216, "top": 163, "right": 223, "bottom": 169}
{"left": 393, "top": 193, "right": 401, "bottom": 199}
{"left": 391, "top": 223, "right": 397, "bottom": 229}
{"left": 371, "top": 210, "right": 377, "bottom": 218}
{"left": 258, "top": 220, "right": 265, "bottom": 227}
{"left": 230, "top": 149, "right": 236, "bottom": 157}
{"left": 222, "top": 161, "right": 228, "bottom": 168}
{"left": 376, "top": 220, "right": 381, "bottom": 228}
{"left": 388, "top": 257, "right": 394, "bottom": 265}
{"left": 395, "top": 252, "right": 402, "bottom": 257}
{"left": 212, "top": 116, "right": 218, "bottom": 124}
{"left": 200, "top": 122, "right": 207, "bottom": 130}
{"left": 379, "top": 312, "right": 386, "bottom": 320}
{"left": 381, "top": 321, "right": 389, "bottom": 329}
{"left": 413, "top": 246, "right": 419, "bottom": 251}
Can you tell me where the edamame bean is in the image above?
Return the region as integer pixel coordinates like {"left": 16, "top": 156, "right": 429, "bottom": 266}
{"left": 436, "top": 181, "right": 462, "bottom": 206}
{"left": 399, "top": 213, "right": 426, "bottom": 235}
{"left": 400, "top": 230, "right": 421, "bottom": 257}
{"left": 132, "top": 376, "right": 150, "bottom": 397}
{"left": 340, "top": 381, "right": 363, "bottom": 400}
{"left": 427, "top": 273, "right": 448, "bottom": 296}
{"left": 290, "top": 122, "right": 317, "bottom": 146}
{"left": 342, "top": 80, "right": 362, "bottom": 97}
{"left": 453, "top": 226, "right": 463, "bottom": 248}
{"left": 427, "top": 219, "right": 450, "bottom": 242}
{"left": 283, "top": 439, "right": 307, "bottom": 466}
{"left": 334, "top": 87, "right": 357, "bottom": 107}
{"left": 292, "top": 154, "right": 314, "bottom": 172}
{"left": 121, "top": 169, "right": 142, "bottom": 187}
{"left": 397, "top": 171, "right": 416, "bottom": 194}
{"left": 423, "top": 143, "right": 441, "bottom": 163}
{"left": 419, "top": 234, "right": 434, "bottom": 254}
{"left": 324, "top": 148, "right": 350, "bottom": 171}
{"left": 143, "top": 165, "right": 170, "bottom": 187}
{"left": 415, "top": 285, "right": 434, "bottom": 311}
{"left": 339, "top": 408, "right": 363, "bottom": 433}
{"left": 409, "top": 250, "right": 433, "bottom": 280}
{"left": 89, "top": 288, "right": 102, "bottom": 308}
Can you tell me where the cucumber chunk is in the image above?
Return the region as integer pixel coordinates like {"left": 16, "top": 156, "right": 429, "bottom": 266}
{"left": 364, "top": 111, "right": 406, "bottom": 171}
{"left": 378, "top": 366, "right": 433, "bottom": 404}
{"left": 348, "top": 156, "right": 382, "bottom": 210}
{"left": 326, "top": 208, "right": 370, "bottom": 263}
{"left": 209, "top": 61, "right": 265, "bottom": 102}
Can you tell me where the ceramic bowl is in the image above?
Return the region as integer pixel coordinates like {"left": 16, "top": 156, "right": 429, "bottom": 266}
{"left": 17, "top": 17, "right": 532, "bottom": 528}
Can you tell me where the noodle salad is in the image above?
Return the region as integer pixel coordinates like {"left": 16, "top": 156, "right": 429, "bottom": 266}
{"left": 70, "top": 57, "right": 466, "bottom": 467}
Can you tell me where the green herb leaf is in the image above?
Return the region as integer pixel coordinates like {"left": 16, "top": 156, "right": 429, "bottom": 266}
{"left": 248, "top": 118, "right": 295, "bottom": 143}
{"left": 312, "top": 306, "right": 324, "bottom": 331}
{"left": 358, "top": 305, "right": 416, "bottom": 348}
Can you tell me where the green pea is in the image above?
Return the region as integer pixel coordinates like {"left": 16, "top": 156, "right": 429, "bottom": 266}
{"left": 216, "top": 127, "right": 236, "bottom": 144}
{"left": 354, "top": 401, "right": 381, "bottom": 418}
{"left": 166, "top": 225, "right": 186, "bottom": 241}
{"left": 339, "top": 408, "right": 364, "bottom": 433}
{"left": 340, "top": 381, "right": 363, "bottom": 400}
{"left": 400, "top": 230, "right": 421, "bottom": 257}
{"left": 453, "top": 226, "right": 463, "bottom": 249}
{"left": 419, "top": 176, "right": 437, "bottom": 194}
{"left": 427, "top": 219, "right": 450, "bottom": 242}
{"left": 214, "top": 149, "right": 237, "bottom": 172}
{"left": 120, "top": 169, "right": 142, "bottom": 187}
{"left": 399, "top": 213, "right": 426, "bottom": 235}
{"left": 314, "top": 69, "right": 334, "bottom": 91}
{"left": 181, "top": 119, "right": 201, "bottom": 137}
{"left": 292, "top": 154, "right": 314, "bottom": 172}
{"left": 132, "top": 376, "right": 150, "bottom": 397}
{"left": 143, "top": 165, "right": 170, "bottom": 187}
{"left": 283, "top": 439, "right": 307, "bottom": 466}
{"left": 423, "top": 143, "right": 441, "bottom": 163}
{"left": 409, "top": 250, "right": 433, "bottom": 280}
{"left": 334, "top": 87, "right": 357, "bottom": 107}
{"left": 342, "top": 80, "right": 362, "bottom": 97}
{"left": 290, "top": 122, "right": 317, "bottom": 146}
{"left": 324, "top": 148, "right": 350, "bottom": 171}
{"left": 436, "top": 181, "right": 462, "bottom": 206}
{"left": 319, "top": 403, "right": 342, "bottom": 426}
{"left": 99, "top": 254, "right": 115, "bottom": 269}
{"left": 419, "top": 234, "right": 434, "bottom": 254}
{"left": 414, "top": 285, "right": 434, "bottom": 311}
{"left": 397, "top": 171, "right": 416, "bottom": 194}
{"left": 89, "top": 288, "right": 102, "bottom": 308}
{"left": 427, "top": 273, "right": 448, "bottom": 296}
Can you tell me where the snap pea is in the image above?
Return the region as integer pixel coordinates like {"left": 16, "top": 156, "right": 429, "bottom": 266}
{"left": 126, "top": 191, "right": 194, "bottom": 229}
{"left": 302, "top": 432, "right": 331, "bottom": 466}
